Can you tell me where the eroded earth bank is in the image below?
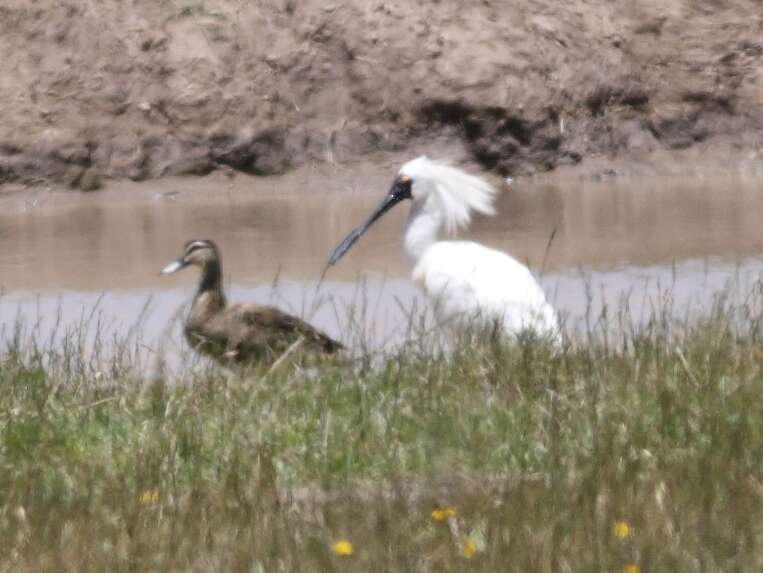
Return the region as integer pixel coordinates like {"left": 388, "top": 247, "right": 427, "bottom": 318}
{"left": 0, "top": 0, "right": 761, "bottom": 189}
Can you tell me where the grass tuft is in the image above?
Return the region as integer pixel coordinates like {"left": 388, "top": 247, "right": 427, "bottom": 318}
{"left": 2, "top": 286, "right": 763, "bottom": 571}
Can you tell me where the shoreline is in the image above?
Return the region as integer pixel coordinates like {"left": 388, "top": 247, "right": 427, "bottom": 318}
{"left": 2, "top": 141, "right": 762, "bottom": 201}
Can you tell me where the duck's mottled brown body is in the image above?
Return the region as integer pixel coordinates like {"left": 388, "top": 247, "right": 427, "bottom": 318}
{"left": 163, "top": 239, "right": 341, "bottom": 366}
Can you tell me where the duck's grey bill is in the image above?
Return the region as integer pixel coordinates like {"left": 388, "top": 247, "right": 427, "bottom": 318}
{"left": 161, "top": 259, "right": 185, "bottom": 274}
{"left": 327, "top": 192, "right": 404, "bottom": 266}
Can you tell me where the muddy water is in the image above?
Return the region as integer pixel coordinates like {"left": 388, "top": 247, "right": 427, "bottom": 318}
{"left": 1, "top": 164, "right": 763, "bottom": 369}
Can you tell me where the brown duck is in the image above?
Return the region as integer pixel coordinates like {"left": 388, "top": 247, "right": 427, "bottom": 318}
{"left": 161, "top": 239, "right": 342, "bottom": 366}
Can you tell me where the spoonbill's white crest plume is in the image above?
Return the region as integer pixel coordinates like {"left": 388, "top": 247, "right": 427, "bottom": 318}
{"left": 328, "top": 156, "right": 560, "bottom": 341}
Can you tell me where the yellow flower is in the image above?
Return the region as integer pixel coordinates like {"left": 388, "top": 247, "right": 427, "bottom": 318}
{"left": 138, "top": 489, "right": 160, "bottom": 505}
{"left": 431, "top": 507, "right": 457, "bottom": 522}
{"left": 613, "top": 520, "right": 633, "bottom": 539}
{"left": 623, "top": 564, "right": 640, "bottom": 573}
{"left": 332, "top": 539, "right": 354, "bottom": 556}
{"left": 462, "top": 538, "right": 479, "bottom": 559}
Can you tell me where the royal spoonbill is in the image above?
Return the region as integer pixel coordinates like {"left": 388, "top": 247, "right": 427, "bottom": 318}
{"left": 327, "top": 157, "right": 560, "bottom": 340}
{"left": 162, "top": 239, "right": 342, "bottom": 365}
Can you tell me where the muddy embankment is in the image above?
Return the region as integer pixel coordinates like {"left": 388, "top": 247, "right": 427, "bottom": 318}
{"left": 0, "top": 0, "right": 761, "bottom": 189}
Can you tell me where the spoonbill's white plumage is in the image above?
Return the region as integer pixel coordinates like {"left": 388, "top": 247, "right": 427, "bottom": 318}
{"left": 328, "top": 156, "right": 560, "bottom": 341}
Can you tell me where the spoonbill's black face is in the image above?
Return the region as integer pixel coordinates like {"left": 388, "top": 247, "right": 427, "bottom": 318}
{"left": 161, "top": 239, "right": 220, "bottom": 274}
{"left": 327, "top": 175, "right": 413, "bottom": 265}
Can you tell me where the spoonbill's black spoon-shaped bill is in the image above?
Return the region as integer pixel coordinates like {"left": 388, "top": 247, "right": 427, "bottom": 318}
{"left": 328, "top": 175, "right": 412, "bottom": 266}
{"left": 327, "top": 157, "right": 560, "bottom": 341}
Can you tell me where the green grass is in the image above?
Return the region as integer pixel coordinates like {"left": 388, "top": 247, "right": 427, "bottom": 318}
{"left": 2, "top": 293, "right": 763, "bottom": 571}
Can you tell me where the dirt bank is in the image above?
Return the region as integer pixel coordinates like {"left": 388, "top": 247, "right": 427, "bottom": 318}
{"left": 0, "top": 0, "right": 761, "bottom": 188}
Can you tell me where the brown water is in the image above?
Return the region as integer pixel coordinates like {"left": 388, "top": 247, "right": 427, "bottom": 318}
{"left": 2, "top": 162, "right": 763, "bottom": 367}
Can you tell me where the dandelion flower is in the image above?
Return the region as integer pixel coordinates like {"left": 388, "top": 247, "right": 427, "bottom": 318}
{"left": 623, "top": 564, "right": 640, "bottom": 573}
{"left": 462, "top": 537, "right": 479, "bottom": 559}
{"left": 332, "top": 539, "right": 354, "bottom": 556}
{"left": 138, "top": 489, "right": 160, "bottom": 505}
{"left": 431, "top": 507, "right": 457, "bottom": 522}
{"left": 613, "top": 520, "right": 633, "bottom": 539}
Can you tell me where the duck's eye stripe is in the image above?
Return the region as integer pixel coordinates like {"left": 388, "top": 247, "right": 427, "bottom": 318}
{"left": 185, "top": 241, "right": 208, "bottom": 255}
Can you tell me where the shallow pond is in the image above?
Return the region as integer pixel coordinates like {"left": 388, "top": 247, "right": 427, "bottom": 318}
{"left": 2, "top": 162, "right": 762, "bottom": 370}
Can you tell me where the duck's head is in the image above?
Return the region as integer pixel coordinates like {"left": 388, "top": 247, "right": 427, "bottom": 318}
{"left": 161, "top": 239, "right": 221, "bottom": 274}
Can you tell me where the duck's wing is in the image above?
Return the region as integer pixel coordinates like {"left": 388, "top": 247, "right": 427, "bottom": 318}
{"left": 234, "top": 304, "right": 344, "bottom": 354}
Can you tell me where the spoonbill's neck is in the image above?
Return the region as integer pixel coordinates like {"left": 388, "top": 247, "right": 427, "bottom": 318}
{"left": 403, "top": 201, "right": 443, "bottom": 264}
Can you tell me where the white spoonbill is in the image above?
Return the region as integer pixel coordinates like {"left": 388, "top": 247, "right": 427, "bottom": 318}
{"left": 327, "top": 156, "right": 560, "bottom": 341}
